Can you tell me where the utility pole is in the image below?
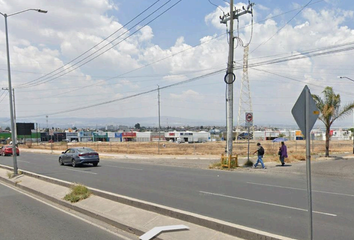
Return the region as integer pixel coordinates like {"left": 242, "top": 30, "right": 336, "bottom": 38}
{"left": 220, "top": 1, "right": 254, "bottom": 156}
{"left": 13, "top": 88, "right": 17, "bottom": 142}
{"left": 158, "top": 85, "right": 161, "bottom": 154}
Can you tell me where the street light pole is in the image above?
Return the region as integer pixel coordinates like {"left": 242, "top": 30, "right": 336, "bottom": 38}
{"left": 3, "top": 13, "right": 18, "bottom": 175}
{"left": 0, "top": 9, "right": 47, "bottom": 175}
{"left": 338, "top": 76, "right": 354, "bottom": 154}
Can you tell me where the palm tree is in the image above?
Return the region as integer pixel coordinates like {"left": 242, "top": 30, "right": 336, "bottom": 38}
{"left": 312, "top": 86, "right": 354, "bottom": 157}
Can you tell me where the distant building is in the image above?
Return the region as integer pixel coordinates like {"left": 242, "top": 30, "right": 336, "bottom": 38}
{"left": 165, "top": 131, "right": 210, "bottom": 143}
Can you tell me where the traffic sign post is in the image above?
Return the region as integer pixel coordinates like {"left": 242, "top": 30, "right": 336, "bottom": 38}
{"left": 292, "top": 85, "right": 319, "bottom": 240}
{"left": 245, "top": 112, "right": 253, "bottom": 127}
{"left": 245, "top": 112, "right": 253, "bottom": 162}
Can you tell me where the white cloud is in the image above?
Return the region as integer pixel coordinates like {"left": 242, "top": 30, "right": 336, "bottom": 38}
{"left": 119, "top": 79, "right": 139, "bottom": 89}
{"left": 170, "top": 90, "right": 204, "bottom": 101}
{"left": 1, "top": 1, "right": 354, "bottom": 127}
{"left": 138, "top": 26, "right": 154, "bottom": 42}
{"left": 163, "top": 75, "right": 187, "bottom": 82}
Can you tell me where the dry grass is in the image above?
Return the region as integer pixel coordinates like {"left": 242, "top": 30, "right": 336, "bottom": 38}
{"left": 23, "top": 140, "right": 353, "bottom": 158}
{"left": 7, "top": 171, "right": 14, "bottom": 179}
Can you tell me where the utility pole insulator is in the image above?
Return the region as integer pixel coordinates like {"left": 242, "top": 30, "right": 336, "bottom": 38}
{"left": 220, "top": 3, "right": 254, "bottom": 24}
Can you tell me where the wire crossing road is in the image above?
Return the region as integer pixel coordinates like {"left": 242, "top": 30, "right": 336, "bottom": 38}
{"left": 1, "top": 152, "right": 354, "bottom": 240}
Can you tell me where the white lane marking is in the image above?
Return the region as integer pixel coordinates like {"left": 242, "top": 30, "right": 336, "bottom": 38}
{"left": 199, "top": 191, "right": 336, "bottom": 217}
{"left": 247, "top": 182, "right": 354, "bottom": 198}
{"left": 18, "top": 160, "right": 31, "bottom": 163}
{"left": 105, "top": 165, "right": 143, "bottom": 171}
{"left": 0, "top": 182, "right": 132, "bottom": 240}
{"left": 66, "top": 168, "right": 97, "bottom": 175}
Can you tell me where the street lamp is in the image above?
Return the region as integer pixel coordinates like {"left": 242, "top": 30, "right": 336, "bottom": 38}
{"left": 338, "top": 76, "right": 354, "bottom": 154}
{"left": 0, "top": 9, "right": 47, "bottom": 175}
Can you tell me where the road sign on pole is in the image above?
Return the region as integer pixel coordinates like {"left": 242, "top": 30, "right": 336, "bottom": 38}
{"left": 245, "top": 112, "right": 253, "bottom": 127}
{"left": 49, "top": 129, "right": 54, "bottom": 136}
{"left": 291, "top": 85, "right": 319, "bottom": 240}
{"left": 291, "top": 86, "right": 319, "bottom": 137}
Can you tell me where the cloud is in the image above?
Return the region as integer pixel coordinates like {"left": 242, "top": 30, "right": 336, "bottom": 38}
{"left": 170, "top": 90, "right": 204, "bottom": 101}
{"left": 138, "top": 25, "right": 154, "bottom": 42}
{"left": 119, "top": 79, "right": 140, "bottom": 89}
{"left": 1, "top": 1, "right": 354, "bottom": 127}
{"left": 162, "top": 74, "right": 187, "bottom": 82}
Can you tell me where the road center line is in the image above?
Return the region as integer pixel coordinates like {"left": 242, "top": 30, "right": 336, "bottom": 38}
{"left": 199, "top": 191, "right": 336, "bottom": 217}
{"left": 247, "top": 182, "right": 354, "bottom": 198}
{"left": 104, "top": 165, "right": 143, "bottom": 171}
{"left": 66, "top": 168, "right": 97, "bottom": 175}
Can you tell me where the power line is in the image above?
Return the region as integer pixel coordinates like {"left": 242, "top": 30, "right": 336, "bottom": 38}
{"left": 33, "top": 0, "right": 324, "bottom": 93}
{"left": 19, "top": 68, "right": 225, "bottom": 118}
{"left": 251, "top": 0, "right": 314, "bottom": 54}
{"left": 10, "top": 0, "right": 323, "bottom": 90}
{"left": 18, "top": 0, "right": 182, "bottom": 89}
{"left": 15, "top": 40, "right": 354, "bottom": 115}
{"left": 0, "top": 91, "right": 8, "bottom": 103}
{"left": 17, "top": 0, "right": 162, "bottom": 88}
{"left": 14, "top": 0, "right": 323, "bottom": 90}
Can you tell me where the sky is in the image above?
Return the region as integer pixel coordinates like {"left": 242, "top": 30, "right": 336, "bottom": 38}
{"left": 0, "top": 0, "right": 354, "bottom": 129}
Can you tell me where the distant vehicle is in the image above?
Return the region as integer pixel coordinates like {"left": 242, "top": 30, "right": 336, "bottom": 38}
{"left": 0, "top": 145, "right": 20, "bottom": 156}
{"left": 59, "top": 147, "right": 99, "bottom": 167}
{"left": 237, "top": 132, "right": 253, "bottom": 140}
{"left": 71, "top": 140, "right": 77, "bottom": 143}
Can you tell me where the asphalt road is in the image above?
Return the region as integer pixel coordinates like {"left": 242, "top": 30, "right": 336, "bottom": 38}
{"left": 0, "top": 181, "right": 131, "bottom": 240}
{"left": 1, "top": 153, "right": 354, "bottom": 240}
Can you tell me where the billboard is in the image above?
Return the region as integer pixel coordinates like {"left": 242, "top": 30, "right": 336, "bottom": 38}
{"left": 16, "top": 123, "right": 35, "bottom": 136}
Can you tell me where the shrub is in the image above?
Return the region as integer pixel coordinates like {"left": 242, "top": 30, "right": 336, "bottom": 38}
{"left": 64, "top": 184, "right": 91, "bottom": 203}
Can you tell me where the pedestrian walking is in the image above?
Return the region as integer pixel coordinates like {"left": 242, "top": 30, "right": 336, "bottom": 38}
{"left": 253, "top": 143, "right": 266, "bottom": 169}
{"left": 279, "top": 141, "right": 288, "bottom": 166}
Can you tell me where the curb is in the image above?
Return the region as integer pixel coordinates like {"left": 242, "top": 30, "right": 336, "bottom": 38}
{"left": 0, "top": 165, "right": 295, "bottom": 240}
{"left": 0, "top": 165, "right": 153, "bottom": 239}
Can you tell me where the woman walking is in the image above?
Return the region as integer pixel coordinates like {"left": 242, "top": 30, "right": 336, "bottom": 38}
{"left": 279, "top": 141, "right": 288, "bottom": 166}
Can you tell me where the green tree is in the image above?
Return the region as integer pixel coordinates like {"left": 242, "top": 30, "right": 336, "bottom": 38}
{"left": 312, "top": 86, "right": 354, "bottom": 157}
{"left": 135, "top": 123, "right": 141, "bottom": 129}
{"left": 5, "top": 126, "right": 10, "bottom": 131}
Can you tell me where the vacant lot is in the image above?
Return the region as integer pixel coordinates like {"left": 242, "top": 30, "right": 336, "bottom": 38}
{"left": 24, "top": 140, "right": 353, "bottom": 162}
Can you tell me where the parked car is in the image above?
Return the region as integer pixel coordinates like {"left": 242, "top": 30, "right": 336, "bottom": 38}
{"left": 59, "top": 147, "right": 99, "bottom": 167}
{"left": 237, "top": 132, "right": 253, "bottom": 140}
{"left": 0, "top": 145, "right": 20, "bottom": 156}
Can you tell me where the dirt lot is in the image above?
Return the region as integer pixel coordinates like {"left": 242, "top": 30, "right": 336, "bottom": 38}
{"left": 23, "top": 140, "right": 354, "bottom": 163}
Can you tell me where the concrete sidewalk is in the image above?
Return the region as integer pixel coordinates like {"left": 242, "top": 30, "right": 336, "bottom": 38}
{"left": 0, "top": 165, "right": 294, "bottom": 240}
